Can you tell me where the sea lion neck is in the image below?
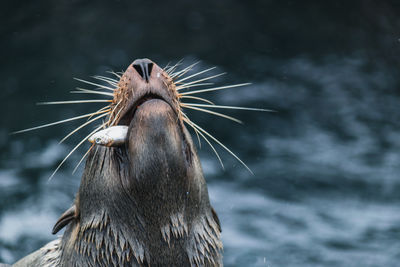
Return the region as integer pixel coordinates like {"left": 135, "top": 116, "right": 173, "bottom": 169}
{"left": 78, "top": 132, "right": 201, "bottom": 224}
{"left": 125, "top": 98, "right": 189, "bottom": 188}
{"left": 66, "top": 125, "right": 217, "bottom": 266}
{"left": 76, "top": 103, "right": 204, "bottom": 224}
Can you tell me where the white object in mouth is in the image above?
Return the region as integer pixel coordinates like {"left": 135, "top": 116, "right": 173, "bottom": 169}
{"left": 88, "top": 125, "right": 129, "bottom": 147}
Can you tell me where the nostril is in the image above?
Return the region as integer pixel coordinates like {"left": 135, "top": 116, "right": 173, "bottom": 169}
{"left": 133, "top": 64, "right": 145, "bottom": 80}
{"left": 132, "top": 59, "right": 154, "bottom": 82}
{"left": 146, "top": 63, "right": 154, "bottom": 80}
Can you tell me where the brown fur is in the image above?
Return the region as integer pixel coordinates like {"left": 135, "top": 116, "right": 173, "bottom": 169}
{"left": 13, "top": 59, "right": 223, "bottom": 267}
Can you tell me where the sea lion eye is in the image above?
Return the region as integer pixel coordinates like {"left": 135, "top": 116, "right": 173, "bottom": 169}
{"left": 95, "top": 137, "right": 102, "bottom": 144}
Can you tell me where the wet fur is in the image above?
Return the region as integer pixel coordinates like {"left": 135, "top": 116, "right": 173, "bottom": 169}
{"left": 57, "top": 105, "right": 222, "bottom": 266}
{"left": 12, "top": 60, "right": 223, "bottom": 266}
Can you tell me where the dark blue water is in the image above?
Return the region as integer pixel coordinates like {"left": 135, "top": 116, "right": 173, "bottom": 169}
{"left": 1, "top": 1, "right": 400, "bottom": 266}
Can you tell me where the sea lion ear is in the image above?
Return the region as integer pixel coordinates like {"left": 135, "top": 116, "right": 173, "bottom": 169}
{"left": 52, "top": 205, "right": 77, "bottom": 234}
{"left": 211, "top": 207, "right": 221, "bottom": 233}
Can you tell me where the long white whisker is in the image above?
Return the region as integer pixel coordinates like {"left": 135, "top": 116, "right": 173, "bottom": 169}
{"left": 59, "top": 112, "right": 109, "bottom": 144}
{"left": 175, "top": 67, "right": 217, "bottom": 84}
{"left": 108, "top": 100, "right": 123, "bottom": 126}
{"left": 180, "top": 96, "right": 215, "bottom": 105}
{"left": 189, "top": 120, "right": 253, "bottom": 174}
{"left": 181, "top": 103, "right": 274, "bottom": 112}
{"left": 180, "top": 83, "right": 251, "bottom": 96}
{"left": 92, "top": 76, "right": 118, "bottom": 87}
{"left": 87, "top": 106, "right": 111, "bottom": 121}
{"left": 49, "top": 124, "right": 105, "bottom": 180}
{"left": 106, "top": 71, "right": 121, "bottom": 79}
{"left": 72, "top": 144, "right": 94, "bottom": 174}
{"left": 182, "top": 105, "right": 243, "bottom": 124}
{"left": 166, "top": 59, "right": 184, "bottom": 74}
{"left": 12, "top": 110, "right": 111, "bottom": 134}
{"left": 170, "top": 65, "right": 195, "bottom": 79}
{"left": 185, "top": 119, "right": 202, "bottom": 148}
{"left": 183, "top": 116, "right": 224, "bottom": 169}
{"left": 71, "top": 88, "right": 114, "bottom": 97}
{"left": 74, "top": 78, "right": 115, "bottom": 91}
{"left": 37, "top": 100, "right": 112, "bottom": 105}
{"left": 93, "top": 75, "right": 119, "bottom": 83}
{"left": 181, "top": 112, "right": 201, "bottom": 148}
{"left": 164, "top": 61, "right": 172, "bottom": 70}
{"left": 176, "top": 82, "right": 214, "bottom": 90}
{"left": 170, "top": 62, "right": 200, "bottom": 79}
{"left": 175, "top": 72, "right": 226, "bottom": 87}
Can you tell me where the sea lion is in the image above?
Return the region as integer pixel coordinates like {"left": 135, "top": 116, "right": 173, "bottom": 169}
{"left": 12, "top": 59, "right": 223, "bottom": 266}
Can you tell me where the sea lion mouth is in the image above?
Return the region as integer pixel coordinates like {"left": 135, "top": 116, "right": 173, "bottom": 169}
{"left": 118, "top": 92, "right": 175, "bottom": 126}
{"left": 116, "top": 90, "right": 192, "bottom": 165}
{"left": 104, "top": 59, "right": 194, "bottom": 165}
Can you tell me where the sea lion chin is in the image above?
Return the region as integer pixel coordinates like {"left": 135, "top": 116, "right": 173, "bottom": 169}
{"left": 126, "top": 99, "right": 191, "bottom": 182}
{"left": 127, "top": 98, "right": 186, "bottom": 164}
{"left": 12, "top": 59, "right": 223, "bottom": 267}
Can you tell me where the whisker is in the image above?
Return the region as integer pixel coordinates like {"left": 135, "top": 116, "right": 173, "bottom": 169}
{"left": 186, "top": 119, "right": 202, "bottom": 148}
{"left": 73, "top": 78, "right": 115, "bottom": 91}
{"left": 163, "top": 61, "right": 172, "bottom": 70}
{"left": 181, "top": 103, "right": 274, "bottom": 112}
{"left": 71, "top": 88, "right": 114, "bottom": 97}
{"left": 59, "top": 112, "right": 109, "bottom": 144}
{"left": 92, "top": 76, "right": 118, "bottom": 87}
{"left": 165, "top": 64, "right": 177, "bottom": 74}
{"left": 175, "top": 72, "right": 226, "bottom": 87}
{"left": 180, "top": 83, "right": 251, "bottom": 96}
{"left": 175, "top": 67, "right": 217, "bottom": 84}
{"left": 181, "top": 112, "right": 201, "bottom": 148}
{"left": 189, "top": 120, "right": 253, "bottom": 174}
{"left": 93, "top": 75, "right": 119, "bottom": 83}
{"left": 108, "top": 100, "right": 123, "bottom": 126}
{"left": 181, "top": 105, "right": 243, "bottom": 124}
{"left": 49, "top": 124, "right": 105, "bottom": 180}
{"left": 170, "top": 65, "right": 194, "bottom": 79}
{"left": 37, "top": 100, "right": 112, "bottom": 105}
{"left": 176, "top": 82, "right": 214, "bottom": 90}
{"left": 87, "top": 105, "right": 112, "bottom": 121}
{"left": 12, "top": 110, "right": 111, "bottom": 134}
{"left": 106, "top": 71, "right": 121, "bottom": 79}
{"left": 170, "top": 62, "right": 200, "bottom": 79}
{"left": 180, "top": 96, "right": 214, "bottom": 105}
{"left": 72, "top": 144, "right": 94, "bottom": 174}
{"left": 183, "top": 116, "right": 224, "bottom": 169}
{"left": 166, "top": 59, "right": 184, "bottom": 75}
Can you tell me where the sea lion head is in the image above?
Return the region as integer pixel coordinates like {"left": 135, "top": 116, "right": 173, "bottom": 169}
{"left": 57, "top": 59, "right": 222, "bottom": 266}
{"left": 112, "top": 58, "right": 195, "bottom": 187}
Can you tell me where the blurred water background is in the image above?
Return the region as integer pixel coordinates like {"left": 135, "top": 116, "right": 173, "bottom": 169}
{"left": 1, "top": 1, "right": 400, "bottom": 266}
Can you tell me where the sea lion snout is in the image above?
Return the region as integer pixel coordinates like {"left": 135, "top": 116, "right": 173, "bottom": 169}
{"left": 132, "top": 58, "right": 154, "bottom": 82}
{"left": 113, "top": 59, "right": 180, "bottom": 128}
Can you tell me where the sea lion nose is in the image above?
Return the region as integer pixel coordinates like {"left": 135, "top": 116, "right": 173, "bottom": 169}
{"left": 132, "top": 58, "right": 154, "bottom": 82}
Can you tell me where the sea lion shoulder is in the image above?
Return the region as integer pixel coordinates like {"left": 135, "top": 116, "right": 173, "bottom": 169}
{"left": 12, "top": 239, "right": 61, "bottom": 267}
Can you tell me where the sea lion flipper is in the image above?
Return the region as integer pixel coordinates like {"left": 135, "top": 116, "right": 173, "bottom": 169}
{"left": 52, "top": 205, "right": 76, "bottom": 234}
{"left": 211, "top": 207, "right": 221, "bottom": 232}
